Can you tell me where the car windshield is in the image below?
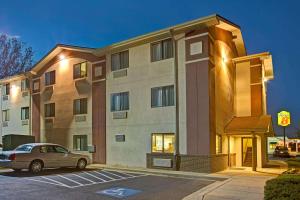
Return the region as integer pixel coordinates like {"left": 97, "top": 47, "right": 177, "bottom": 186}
{"left": 15, "top": 144, "right": 33, "bottom": 152}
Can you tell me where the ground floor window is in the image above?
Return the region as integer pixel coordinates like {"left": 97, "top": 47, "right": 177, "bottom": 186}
{"left": 152, "top": 133, "right": 174, "bottom": 153}
{"left": 269, "top": 142, "right": 277, "bottom": 150}
{"left": 216, "top": 135, "right": 222, "bottom": 154}
{"left": 73, "top": 135, "right": 88, "bottom": 151}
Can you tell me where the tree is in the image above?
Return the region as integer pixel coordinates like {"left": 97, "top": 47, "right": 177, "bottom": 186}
{"left": 0, "top": 34, "right": 33, "bottom": 78}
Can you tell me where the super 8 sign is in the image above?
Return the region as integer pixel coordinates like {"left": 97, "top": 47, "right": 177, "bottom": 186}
{"left": 277, "top": 111, "right": 291, "bottom": 127}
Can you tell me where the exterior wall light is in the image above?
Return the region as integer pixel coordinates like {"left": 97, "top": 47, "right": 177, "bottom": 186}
{"left": 59, "top": 54, "right": 65, "bottom": 60}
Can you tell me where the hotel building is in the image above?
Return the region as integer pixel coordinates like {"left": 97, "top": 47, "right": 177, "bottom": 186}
{"left": 0, "top": 14, "right": 275, "bottom": 172}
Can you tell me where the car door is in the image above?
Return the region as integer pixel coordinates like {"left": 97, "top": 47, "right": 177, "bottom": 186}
{"left": 53, "top": 146, "right": 74, "bottom": 167}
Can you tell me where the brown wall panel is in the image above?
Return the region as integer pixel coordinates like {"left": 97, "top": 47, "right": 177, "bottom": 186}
{"left": 250, "top": 66, "right": 262, "bottom": 84}
{"left": 251, "top": 84, "right": 263, "bottom": 116}
{"left": 32, "top": 94, "right": 40, "bottom": 142}
{"left": 92, "top": 81, "right": 106, "bottom": 163}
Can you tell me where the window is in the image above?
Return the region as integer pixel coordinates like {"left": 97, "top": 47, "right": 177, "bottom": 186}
{"left": 21, "top": 107, "right": 29, "bottom": 120}
{"left": 151, "top": 85, "right": 174, "bottom": 107}
{"left": 269, "top": 142, "right": 277, "bottom": 150}
{"left": 54, "top": 146, "right": 69, "bottom": 153}
{"left": 2, "top": 83, "right": 10, "bottom": 95}
{"left": 151, "top": 39, "right": 173, "bottom": 62}
{"left": 74, "top": 62, "right": 87, "bottom": 79}
{"left": 21, "top": 79, "right": 30, "bottom": 91}
{"left": 45, "top": 70, "right": 55, "bottom": 86}
{"left": 73, "top": 98, "right": 88, "bottom": 115}
{"left": 111, "top": 50, "right": 129, "bottom": 71}
{"left": 40, "top": 145, "right": 56, "bottom": 153}
{"left": 111, "top": 92, "right": 129, "bottom": 111}
{"left": 152, "top": 133, "right": 175, "bottom": 153}
{"left": 216, "top": 135, "right": 222, "bottom": 154}
{"left": 45, "top": 103, "right": 55, "bottom": 118}
{"left": 73, "top": 135, "right": 88, "bottom": 151}
{"left": 2, "top": 110, "right": 9, "bottom": 122}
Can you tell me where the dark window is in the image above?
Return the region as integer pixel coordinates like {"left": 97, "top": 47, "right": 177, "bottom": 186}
{"left": 73, "top": 98, "right": 88, "bottom": 115}
{"left": 21, "top": 79, "right": 30, "bottom": 91}
{"left": 21, "top": 107, "right": 29, "bottom": 120}
{"left": 54, "top": 146, "right": 68, "bottom": 153}
{"left": 111, "top": 92, "right": 129, "bottom": 111}
{"left": 73, "top": 62, "right": 87, "bottom": 79}
{"left": 111, "top": 50, "right": 129, "bottom": 71}
{"left": 73, "top": 135, "right": 88, "bottom": 151}
{"left": 45, "top": 71, "right": 56, "bottom": 86}
{"left": 152, "top": 133, "right": 175, "bottom": 153}
{"left": 2, "top": 83, "right": 10, "bottom": 95}
{"left": 151, "top": 39, "right": 173, "bottom": 62}
{"left": 2, "top": 110, "right": 9, "bottom": 121}
{"left": 151, "top": 85, "right": 174, "bottom": 107}
{"left": 45, "top": 103, "right": 55, "bottom": 117}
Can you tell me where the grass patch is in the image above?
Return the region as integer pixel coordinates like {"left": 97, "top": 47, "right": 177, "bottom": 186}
{"left": 286, "top": 158, "right": 300, "bottom": 169}
{"left": 265, "top": 174, "right": 300, "bottom": 200}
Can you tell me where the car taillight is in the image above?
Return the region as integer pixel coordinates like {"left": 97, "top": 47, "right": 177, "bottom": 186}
{"left": 8, "top": 153, "right": 16, "bottom": 161}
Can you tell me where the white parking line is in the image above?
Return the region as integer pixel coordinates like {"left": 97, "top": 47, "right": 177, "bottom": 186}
{"left": 26, "top": 170, "right": 148, "bottom": 189}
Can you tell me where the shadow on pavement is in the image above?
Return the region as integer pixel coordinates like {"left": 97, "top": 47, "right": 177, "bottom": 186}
{"left": 0, "top": 167, "right": 97, "bottom": 178}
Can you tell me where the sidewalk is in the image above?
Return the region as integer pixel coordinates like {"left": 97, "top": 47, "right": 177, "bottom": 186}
{"left": 183, "top": 169, "right": 278, "bottom": 200}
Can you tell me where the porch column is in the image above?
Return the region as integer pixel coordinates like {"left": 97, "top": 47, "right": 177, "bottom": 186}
{"left": 227, "top": 136, "right": 231, "bottom": 167}
{"left": 252, "top": 132, "right": 257, "bottom": 171}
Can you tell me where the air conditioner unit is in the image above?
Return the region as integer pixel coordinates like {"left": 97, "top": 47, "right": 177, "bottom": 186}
{"left": 22, "top": 120, "right": 29, "bottom": 126}
{"left": 22, "top": 91, "right": 29, "bottom": 97}
{"left": 75, "top": 115, "right": 87, "bottom": 122}
{"left": 2, "top": 121, "right": 8, "bottom": 127}
{"left": 2, "top": 95, "right": 9, "bottom": 101}
{"left": 113, "top": 69, "right": 127, "bottom": 78}
{"left": 113, "top": 111, "right": 127, "bottom": 119}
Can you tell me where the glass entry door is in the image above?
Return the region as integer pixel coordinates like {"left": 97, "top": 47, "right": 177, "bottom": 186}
{"left": 242, "top": 138, "right": 253, "bottom": 167}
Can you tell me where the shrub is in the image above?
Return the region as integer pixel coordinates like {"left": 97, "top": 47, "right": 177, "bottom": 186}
{"left": 265, "top": 174, "right": 300, "bottom": 200}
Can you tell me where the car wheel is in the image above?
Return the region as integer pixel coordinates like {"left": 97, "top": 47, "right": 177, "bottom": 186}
{"left": 77, "top": 159, "right": 87, "bottom": 170}
{"left": 30, "top": 160, "right": 43, "bottom": 174}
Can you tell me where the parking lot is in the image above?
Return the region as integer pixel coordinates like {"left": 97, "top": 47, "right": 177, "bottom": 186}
{"left": 0, "top": 168, "right": 226, "bottom": 200}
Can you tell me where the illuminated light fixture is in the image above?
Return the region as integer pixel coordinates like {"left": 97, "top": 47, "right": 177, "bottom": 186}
{"left": 222, "top": 56, "right": 228, "bottom": 63}
{"left": 59, "top": 54, "right": 65, "bottom": 60}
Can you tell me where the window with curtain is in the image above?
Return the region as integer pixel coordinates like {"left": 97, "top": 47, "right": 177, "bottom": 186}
{"left": 45, "top": 71, "right": 56, "bottom": 86}
{"left": 152, "top": 133, "right": 175, "bottom": 153}
{"left": 21, "top": 79, "right": 30, "bottom": 91}
{"left": 151, "top": 85, "right": 174, "bottom": 107}
{"left": 111, "top": 92, "right": 129, "bottom": 111}
{"left": 2, "top": 110, "right": 9, "bottom": 122}
{"left": 111, "top": 50, "right": 129, "bottom": 71}
{"left": 73, "top": 62, "right": 87, "bottom": 79}
{"left": 45, "top": 103, "right": 55, "bottom": 118}
{"left": 21, "top": 107, "right": 29, "bottom": 120}
{"left": 73, "top": 98, "right": 88, "bottom": 115}
{"left": 151, "top": 39, "right": 173, "bottom": 62}
{"left": 2, "top": 83, "right": 10, "bottom": 95}
{"left": 73, "top": 135, "right": 88, "bottom": 151}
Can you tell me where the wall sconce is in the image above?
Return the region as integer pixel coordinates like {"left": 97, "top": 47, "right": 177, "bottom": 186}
{"left": 59, "top": 54, "right": 65, "bottom": 60}
{"left": 222, "top": 56, "right": 228, "bottom": 63}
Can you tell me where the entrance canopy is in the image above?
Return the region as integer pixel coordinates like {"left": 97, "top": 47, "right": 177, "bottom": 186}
{"left": 225, "top": 115, "right": 274, "bottom": 136}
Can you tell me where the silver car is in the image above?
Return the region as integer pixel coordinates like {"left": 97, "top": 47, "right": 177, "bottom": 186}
{"left": 0, "top": 143, "right": 91, "bottom": 173}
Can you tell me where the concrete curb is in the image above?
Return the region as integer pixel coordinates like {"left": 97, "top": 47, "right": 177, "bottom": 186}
{"left": 182, "top": 178, "right": 232, "bottom": 200}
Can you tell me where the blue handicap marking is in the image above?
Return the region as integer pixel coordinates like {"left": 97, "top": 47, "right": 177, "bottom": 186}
{"left": 97, "top": 187, "right": 142, "bottom": 198}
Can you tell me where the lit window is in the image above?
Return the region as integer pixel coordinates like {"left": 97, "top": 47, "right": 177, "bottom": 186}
{"left": 73, "top": 98, "right": 88, "bottom": 115}
{"left": 111, "top": 92, "right": 129, "bottom": 111}
{"left": 269, "top": 142, "right": 277, "bottom": 150}
{"left": 45, "top": 71, "right": 56, "bottom": 86}
{"left": 73, "top": 135, "right": 88, "bottom": 151}
{"left": 152, "top": 133, "right": 175, "bottom": 153}
{"left": 74, "top": 62, "right": 87, "bottom": 79}
{"left": 21, "top": 107, "right": 29, "bottom": 120}
{"left": 216, "top": 135, "right": 222, "bottom": 154}
{"left": 111, "top": 50, "right": 129, "bottom": 71}
{"left": 151, "top": 39, "right": 173, "bottom": 62}
{"left": 2, "top": 110, "right": 9, "bottom": 122}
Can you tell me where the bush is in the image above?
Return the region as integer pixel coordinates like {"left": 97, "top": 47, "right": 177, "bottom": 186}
{"left": 265, "top": 174, "right": 300, "bottom": 200}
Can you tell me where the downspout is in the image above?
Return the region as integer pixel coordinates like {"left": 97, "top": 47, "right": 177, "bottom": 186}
{"left": 170, "top": 29, "right": 184, "bottom": 170}
{"left": 28, "top": 78, "right": 32, "bottom": 136}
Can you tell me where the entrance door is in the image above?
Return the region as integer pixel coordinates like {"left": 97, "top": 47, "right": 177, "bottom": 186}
{"left": 242, "top": 138, "right": 253, "bottom": 167}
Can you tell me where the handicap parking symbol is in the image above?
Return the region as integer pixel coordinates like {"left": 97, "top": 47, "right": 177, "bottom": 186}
{"left": 97, "top": 187, "right": 141, "bottom": 198}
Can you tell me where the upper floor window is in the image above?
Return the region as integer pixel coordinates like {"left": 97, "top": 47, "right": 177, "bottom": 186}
{"left": 111, "top": 92, "right": 129, "bottom": 111}
{"left": 45, "top": 103, "right": 55, "bottom": 118}
{"left": 2, "top": 110, "right": 9, "bottom": 122}
{"left": 2, "top": 83, "right": 10, "bottom": 95}
{"left": 21, "top": 107, "right": 29, "bottom": 120}
{"left": 45, "top": 71, "right": 56, "bottom": 86}
{"left": 151, "top": 85, "right": 174, "bottom": 108}
{"left": 74, "top": 62, "right": 87, "bottom": 79}
{"left": 21, "top": 79, "right": 30, "bottom": 91}
{"left": 73, "top": 98, "right": 88, "bottom": 115}
{"left": 111, "top": 50, "right": 129, "bottom": 71}
{"left": 151, "top": 39, "right": 173, "bottom": 62}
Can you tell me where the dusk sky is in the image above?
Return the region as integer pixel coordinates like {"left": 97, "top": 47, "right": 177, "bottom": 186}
{"left": 0, "top": 0, "right": 299, "bottom": 137}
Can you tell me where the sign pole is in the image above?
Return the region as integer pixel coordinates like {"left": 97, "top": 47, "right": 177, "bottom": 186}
{"left": 283, "top": 126, "right": 286, "bottom": 147}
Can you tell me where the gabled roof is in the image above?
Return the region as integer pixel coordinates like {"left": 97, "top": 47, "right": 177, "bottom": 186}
{"left": 30, "top": 44, "right": 95, "bottom": 74}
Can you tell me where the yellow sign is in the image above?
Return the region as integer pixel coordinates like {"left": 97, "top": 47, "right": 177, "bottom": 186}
{"left": 277, "top": 111, "right": 291, "bottom": 127}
